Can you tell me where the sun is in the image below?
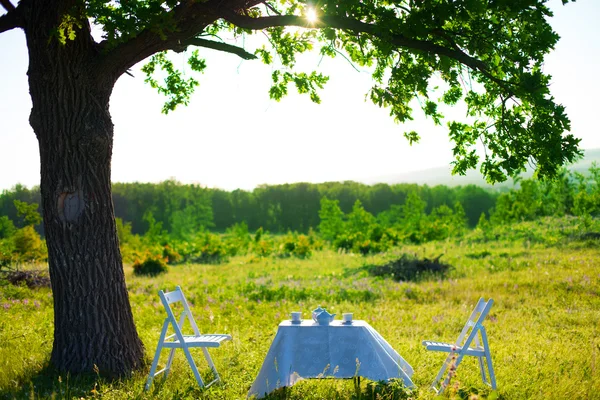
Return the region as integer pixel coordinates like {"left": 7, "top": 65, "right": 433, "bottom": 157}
{"left": 306, "top": 8, "right": 318, "bottom": 23}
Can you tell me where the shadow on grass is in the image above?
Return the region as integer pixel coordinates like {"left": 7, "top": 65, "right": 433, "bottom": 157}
{"left": 341, "top": 254, "right": 453, "bottom": 283}
{"left": 0, "top": 363, "right": 105, "bottom": 399}
{"left": 254, "top": 377, "right": 414, "bottom": 400}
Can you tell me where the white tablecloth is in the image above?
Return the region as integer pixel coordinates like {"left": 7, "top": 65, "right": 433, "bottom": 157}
{"left": 248, "top": 320, "right": 414, "bottom": 398}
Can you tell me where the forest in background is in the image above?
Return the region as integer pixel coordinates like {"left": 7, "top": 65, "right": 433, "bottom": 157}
{"left": 1, "top": 180, "right": 500, "bottom": 236}
{"left": 1, "top": 163, "right": 598, "bottom": 270}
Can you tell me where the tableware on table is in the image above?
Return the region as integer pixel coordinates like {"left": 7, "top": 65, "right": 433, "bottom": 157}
{"left": 342, "top": 313, "right": 353, "bottom": 324}
{"left": 312, "top": 305, "right": 325, "bottom": 322}
{"left": 313, "top": 307, "right": 336, "bottom": 325}
{"left": 290, "top": 312, "right": 302, "bottom": 323}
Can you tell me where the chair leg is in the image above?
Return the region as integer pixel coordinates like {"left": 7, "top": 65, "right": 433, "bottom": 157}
{"left": 486, "top": 355, "right": 497, "bottom": 390}
{"left": 181, "top": 345, "right": 205, "bottom": 388}
{"left": 164, "top": 348, "right": 177, "bottom": 380}
{"left": 145, "top": 346, "right": 162, "bottom": 391}
{"left": 145, "top": 320, "right": 169, "bottom": 391}
{"left": 478, "top": 356, "right": 488, "bottom": 385}
{"left": 202, "top": 347, "right": 221, "bottom": 383}
{"left": 481, "top": 328, "right": 497, "bottom": 390}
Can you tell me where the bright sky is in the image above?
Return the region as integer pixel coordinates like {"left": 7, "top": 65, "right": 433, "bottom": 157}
{"left": 0, "top": 0, "right": 599, "bottom": 191}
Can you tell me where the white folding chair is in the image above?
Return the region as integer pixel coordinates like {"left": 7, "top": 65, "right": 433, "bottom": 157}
{"left": 145, "top": 286, "right": 232, "bottom": 391}
{"left": 422, "top": 298, "right": 496, "bottom": 394}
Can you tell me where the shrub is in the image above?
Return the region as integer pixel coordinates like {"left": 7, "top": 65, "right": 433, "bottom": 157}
{"left": 307, "top": 227, "right": 325, "bottom": 251}
{"left": 162, "top": 245, "right": 182, "bottom": 264}
{"left": 13, "top": 226, "right": 47, "bottom": 263}
{"left": 224, "top": 222, "right": 251, "bottom": 256}
{"left": 188, "top": 233, "right": 227, "bottom": 264}
{"left": 276, "top": 233, "right": 313, "bottom": 258}
{"left": 132, "top": 254, "right": 168, "bottom": 276}
{"left": 252, "top": 239, "right": 273, "bottom": 257}
{"left": 0, "top": 216, "right": 16, "bottom": 239}
{"left": 333, "top": 229, "right": 395, "bottom": 255}
{"left": 0, "top": 240, "right": 16, "bottom": 268}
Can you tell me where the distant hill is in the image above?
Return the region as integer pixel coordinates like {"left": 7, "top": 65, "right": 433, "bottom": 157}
{"left": 364, "top": 148, "right": 600, "bottom": 189}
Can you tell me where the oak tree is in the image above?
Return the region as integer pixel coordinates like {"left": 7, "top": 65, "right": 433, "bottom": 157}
{"left": 0, "top": 0, "right": 579, "bottom": 376}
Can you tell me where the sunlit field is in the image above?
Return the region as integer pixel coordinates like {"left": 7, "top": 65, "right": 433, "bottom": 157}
{"left": 1, "top": 226, "right": 599, "bottom": 400}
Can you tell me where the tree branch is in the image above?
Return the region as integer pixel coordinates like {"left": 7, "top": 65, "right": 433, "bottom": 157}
{"left": 184, "top": 37, "right": 257, "bottom": 60}
{"left": 219, "top": 11, "right": 513, "bottom": 90}
{"left": 0, "top": 5, "right": 23, "bottom": 34}
{"left": 95, "top": 0, "right": 219, "bottom": 80}
{"left": 94, "top": 0, "right": 264, "bottom": 79}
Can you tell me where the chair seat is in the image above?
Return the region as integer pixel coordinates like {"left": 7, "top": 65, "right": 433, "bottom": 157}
{"left": 423, "top": 340, "right": 486, "bottom": 357}
{"left": 164, "top": 334, "right": 232, "bottom": 348}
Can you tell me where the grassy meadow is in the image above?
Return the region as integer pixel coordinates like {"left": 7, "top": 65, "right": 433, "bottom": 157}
{"left": 1, "top": 224, "right": 599, "bottom": 399}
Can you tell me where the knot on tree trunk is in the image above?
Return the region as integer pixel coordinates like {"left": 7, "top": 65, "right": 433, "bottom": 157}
{"left": 57, "top": 190, "right": 85, "bottom": 223}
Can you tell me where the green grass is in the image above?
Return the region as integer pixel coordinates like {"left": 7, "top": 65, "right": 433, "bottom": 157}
{"left": 1, "top": 235, "right": 599, "bottom": 399}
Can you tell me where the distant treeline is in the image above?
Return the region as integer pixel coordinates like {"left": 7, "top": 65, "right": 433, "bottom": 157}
{"left": 0, "top": 180, "right": 499, "bottom": 235}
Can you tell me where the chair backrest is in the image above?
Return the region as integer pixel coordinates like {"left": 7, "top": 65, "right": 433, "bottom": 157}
{"left": 454, "top": 298, "right": 493, "bottom": 347}
{"left": 159, "top": 286, "right": 202, "bottom": 336}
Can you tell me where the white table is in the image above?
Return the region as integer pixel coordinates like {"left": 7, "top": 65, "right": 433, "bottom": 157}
{"left": 248, "top": 320, "right": 414, "bottom": 398}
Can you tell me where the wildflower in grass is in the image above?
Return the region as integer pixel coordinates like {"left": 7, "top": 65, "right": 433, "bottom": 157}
{"left": 23, "top": 299, "right": 29, "bottom": 306}
{"left": 317, "top": 363, "right": 330, "bottom": 378}
{"left": 2, "top": 303, "right": 9, "bottom": 310}
{"left": 33, "top": 301, "right": 40, "bottom": 308}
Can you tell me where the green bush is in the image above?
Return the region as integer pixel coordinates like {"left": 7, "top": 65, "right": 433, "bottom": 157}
{"left": 333, "top": 229, "right": 396, "bottom": 255}
{"left": 162, "top": 245, "right": 182, "bottom": 264}
{"left": 276, "top": 233, "right": 313, "bottom": 258}
{"left": 252, "top": 238, "right": 273, "bottom": 257}
{"left": 132, "top": 254, "right": 168, "bottom": 276}
{"left": 116, "top": 218, "right": 146, "bottom": 263}
{"left": 223, "top": 222, "right": 251, "bottom": 256}
{"left": 0, "top": 240, "right": 16, "bottom": 268}
{"left": 188, "top": 233, "right": 227, "bottom": 264}
{"left": 12, "top": 226, "right": 47, "bottom": 263}
{"left": 0, "top": 216, "right": 16, "bottom": 239}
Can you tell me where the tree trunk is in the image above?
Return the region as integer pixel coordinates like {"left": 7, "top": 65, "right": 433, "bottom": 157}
{"left": 23, "top": 0, "right": 144, "bottom": 376}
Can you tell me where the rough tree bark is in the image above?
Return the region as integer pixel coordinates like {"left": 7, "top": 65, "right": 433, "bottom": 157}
{"left": 23, "top": 0, "right": 144, "bottom": 375}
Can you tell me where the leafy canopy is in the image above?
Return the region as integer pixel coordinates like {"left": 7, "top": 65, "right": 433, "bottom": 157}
{"left": 70, "top": 1, "right": 582, "bottom": 182}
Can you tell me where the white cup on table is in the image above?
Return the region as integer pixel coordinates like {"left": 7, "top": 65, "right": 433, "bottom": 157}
{"left": 342, "top": 313, "right": 353, "bottom": 323}
{"left": 290, "top": 312, "right": 302, "bottom": 322}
